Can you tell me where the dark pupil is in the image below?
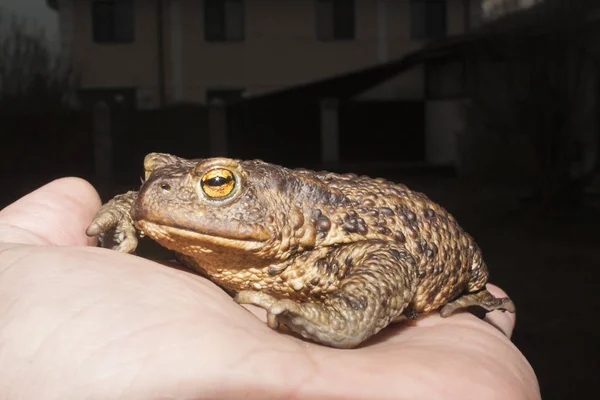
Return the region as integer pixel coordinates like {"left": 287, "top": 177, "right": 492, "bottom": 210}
{"left": 205, "top": 175, "right": 232, "bottom": 187}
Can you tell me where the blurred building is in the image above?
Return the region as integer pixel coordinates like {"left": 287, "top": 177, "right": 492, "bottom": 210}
{"left": 47, "top": 0, "right": 490, "bottom": 109}
{"left": 46, "top": 0, "right": 558, "bottom": 170}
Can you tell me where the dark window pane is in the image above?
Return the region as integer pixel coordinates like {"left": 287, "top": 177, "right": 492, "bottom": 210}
{"left": 205, "top": 0, "right": 244, "bottom": 42}
{"left": 410, "top": 1, "right": 427, "bottom": 39}
{"left": 316, "top": 0, "right": 355, "bottom": 41}
{"left": 427, "top": 1, "right": 447, "bottom": 38}
{"left": 115, "top": 0, "right": 134, "bottom": 41}
{"left": 92, "top": 1, "right": 115, "bottom": 42}
{"left": 225, "top": 0, "right": 244, "bottom": 41}
{"left": 316, "top": 0, "right": 334, "bottom": 40}
{"left": 205, "top": 0, "right": 226, "bottom": 41}
{"left": 334, "top": 0, "right": 355, "bottom": 39}
{"left": 410, "top": 0, "right": 446, "bottom": 40}
{"left": 92, "top": 0, "right": 134, "bottom": 43}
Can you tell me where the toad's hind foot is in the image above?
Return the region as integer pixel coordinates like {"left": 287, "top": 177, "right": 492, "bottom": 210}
{"left": 439, "top": 288, "right": 516, "bottom": 318}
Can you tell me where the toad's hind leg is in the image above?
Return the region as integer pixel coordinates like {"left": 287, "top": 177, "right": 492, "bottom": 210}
{"left": 235, "top": 242, "right": 418, "bottom": 349}
{"left": 439, "top": 259, "right": 515, "bottom": 318}
{"left": 439, "top": 288, "right": 516, "bottom": 318}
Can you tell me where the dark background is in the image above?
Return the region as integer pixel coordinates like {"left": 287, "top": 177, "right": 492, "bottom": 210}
{"left": 1, "top": 1, "right": 599, "bottom": 398}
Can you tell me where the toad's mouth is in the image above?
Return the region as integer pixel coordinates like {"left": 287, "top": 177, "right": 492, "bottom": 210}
{"left": 135, "top": 220, "right": 268, "bottom": 253}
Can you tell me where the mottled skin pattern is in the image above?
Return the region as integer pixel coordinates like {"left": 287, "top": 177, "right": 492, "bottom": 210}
{"left": 87, "top": 153, "right": 515, "bottom": 349}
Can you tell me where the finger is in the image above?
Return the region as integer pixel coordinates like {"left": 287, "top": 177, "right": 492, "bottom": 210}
{"left": 484, "top": 283, "right": 517, "bottom": 338}
{"left": 0, "top": 177, "right": 102, "bottom": 247}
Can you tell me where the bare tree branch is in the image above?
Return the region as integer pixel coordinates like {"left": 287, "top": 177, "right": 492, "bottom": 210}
{"left": 0, "top": 8, "right": 78, "bottom": 114}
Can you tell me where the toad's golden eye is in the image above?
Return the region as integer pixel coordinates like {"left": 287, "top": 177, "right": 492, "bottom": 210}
{"left": 200, "top": 168, "right": 236, "bottom": 198}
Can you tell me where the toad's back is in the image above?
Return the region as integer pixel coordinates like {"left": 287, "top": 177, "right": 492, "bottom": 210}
{"left": 295, "top": 169, "right": 488, "bottom": 313}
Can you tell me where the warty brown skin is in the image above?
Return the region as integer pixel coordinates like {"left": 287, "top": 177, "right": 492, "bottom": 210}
{"left": 86, "top": 153, "right": 515, "bottom": 348}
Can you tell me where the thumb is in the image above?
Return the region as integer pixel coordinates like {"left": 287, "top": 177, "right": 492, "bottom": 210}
{"left": 0, "top": 177, "right": 102, "bottom": 246}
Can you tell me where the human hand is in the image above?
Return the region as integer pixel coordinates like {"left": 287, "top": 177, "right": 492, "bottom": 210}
{"left": 0, "top": 178, "right": 540, "bottom": 399}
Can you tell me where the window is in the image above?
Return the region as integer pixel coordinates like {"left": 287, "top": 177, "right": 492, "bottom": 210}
{"left": 204, "top": 0, "right": 245, "bottom": 42}
{"left": 92, "top": 0, "right": 134, "bottom": 43}
{"left": 316, "top": 0, "right": 355, "bottom": 41}
{"left": 410, "top": 0, "right": 447, "bottom": 40}
{"left": 464, "top": 0, "right": 484, "bottom": 29}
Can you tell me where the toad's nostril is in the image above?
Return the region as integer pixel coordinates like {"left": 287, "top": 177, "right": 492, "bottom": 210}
{"left": 160, "top": 182, "right": 171, "bottom": 191}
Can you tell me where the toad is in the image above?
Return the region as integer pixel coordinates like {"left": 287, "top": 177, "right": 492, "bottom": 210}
{"left": 86, "top": 153, "right": 515, "bottom": 348}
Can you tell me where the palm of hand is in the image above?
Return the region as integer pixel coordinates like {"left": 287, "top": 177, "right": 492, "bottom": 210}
{"left": 0, "top": 178, "right": 540, "bottom": 399}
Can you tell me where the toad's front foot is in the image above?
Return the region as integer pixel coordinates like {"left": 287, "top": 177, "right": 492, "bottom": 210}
{"left": 86, "top": 191, "right": 139, "bottom": 253}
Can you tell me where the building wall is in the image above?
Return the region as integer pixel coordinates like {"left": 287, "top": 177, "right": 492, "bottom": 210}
{"left": 70, "top": 0, "right": 162, "bottom": 108}
{"left": 60, "top": 0, "right": 473, "bottom": 108}
{"left": 178, "top": 0, "right": 382, "bottom": 103}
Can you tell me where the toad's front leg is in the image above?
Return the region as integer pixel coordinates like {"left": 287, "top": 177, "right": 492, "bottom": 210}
{"left": 86, "top": 190, "right": 140, "bottom": 253}
{"left": 236, "top": 242, "right": 418, "bottom": 349}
